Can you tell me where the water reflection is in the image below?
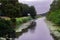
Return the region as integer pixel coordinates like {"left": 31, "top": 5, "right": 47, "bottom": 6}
{"left": 15, "top": 17, "right": 54, "bottom": 40}
{"left": 28, "top": 21, "right": 36, "bottom": 33}
{"left": 1, "top": 21, "right": 36, "bottom": 40}
{"left": 2, "top": 17, "right": 54, "bottom": 40}
{"left": 15, "top": 21, "right": 36, "bottom": 39}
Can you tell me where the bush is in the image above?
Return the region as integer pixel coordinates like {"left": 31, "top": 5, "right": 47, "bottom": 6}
{"left": 0, "top": 18, "right": 14, "bottom": 37}
{"left": 47, "top": 10, "right": 60, "bottom": 25}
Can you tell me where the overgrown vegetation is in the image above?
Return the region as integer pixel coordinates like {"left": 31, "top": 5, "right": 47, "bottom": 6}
{"left": 0, "top": 0, "right": 36, "bottom": 38}
{"left": 16, "top": 17, "right": 32, "bottom": 26}
{"left": 0, "top": 0, "right": 36, "bottom": 18}
{"left": 3, "top": 17, "right": 32, "bottom": 26}
{"left": 46, "top": 0, "right": 60, "bottom": 26}
{"left": 0, "top": 0, "right": 36, "bottom": 28}
{"left": 0, "top": 16, "right": 31, "bottom": 38}
{"left": 0, "top": 18, "right": 16, "bottom": 38}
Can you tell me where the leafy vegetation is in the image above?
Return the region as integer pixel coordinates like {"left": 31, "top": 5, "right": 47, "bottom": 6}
{"left": 0, "top": 0, "right": 36, "bottom": 28}
{"left": 16, "top": 17, "right": 32, "bottom": 26}
{"left": 1, "top": 16, "right": 32, "bottom": 26}
{"left": 0, "top": 18, "right": 16, "bottom": 37}
{"left": 0, "top": 0, "right": 36, "bottom": 38}
{"left": 0, "top": 0, "right": 36, "bottom": 18}
{"left": 47, "top": 0, "right": 60, "bottom": 26}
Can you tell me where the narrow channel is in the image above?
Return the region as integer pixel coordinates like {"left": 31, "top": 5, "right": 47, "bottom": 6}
{"left": 15, "top": 17, "right": 54, "bottom": 40}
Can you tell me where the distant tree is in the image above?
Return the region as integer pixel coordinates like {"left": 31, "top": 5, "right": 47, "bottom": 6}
{"left": 29, "top": 6, "right": 36, "bottom": 19}
{"left": 50, "top": 0, "right": 60, "bottom": 11}
{"left": 46, "top": 0, "right": 60, "bottom": 25}
{"left": 21, "top": 4, "right": 29, "bottom": 16}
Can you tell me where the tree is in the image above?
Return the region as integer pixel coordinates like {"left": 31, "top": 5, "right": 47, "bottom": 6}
{"left": 0, "top": 0, "right": 37, "bottom": 18}
{"left": 0, "top": 0, "right": 37, "bottom": 27}
{"left": 0, "top": 0, "right": 23, "bottom": 28}
{"left": 29, "top": 6, "right": 36, "bottom": 19}
{"left": 0, "top": 18, "right": 16, "bottom": 38}
{"left": 0, "top": 0, "right": 37, "bottom": 39}
{"left": 46, "top": 0, "right": 60, "bottom": 25}
{"left": 21, "top": 4, "right": 29, "bottom": 16}
{"left": 50, "top": 0, "right": 60, "bottom": 11}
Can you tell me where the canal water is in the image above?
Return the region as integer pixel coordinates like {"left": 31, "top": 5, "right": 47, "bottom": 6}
{"left": 14, "top": 0, "right": 54, "bottom": 40}
{"left": 15, "top": 17, "right": 54, "bottom": 40}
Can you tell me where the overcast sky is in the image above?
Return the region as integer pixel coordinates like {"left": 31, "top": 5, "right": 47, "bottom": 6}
{"left": 18, "top": 0, "right": 53, "bottom": 14}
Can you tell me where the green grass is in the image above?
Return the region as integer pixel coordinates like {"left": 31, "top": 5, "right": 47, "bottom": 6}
{"left": 16, "top": 17, "right": 32, "bottom": 26}
{"left": 47, "top": 10, "right": 60, "bottom": 26}
{"left": 1, "top": 16, "right": 32, "bottom": 26}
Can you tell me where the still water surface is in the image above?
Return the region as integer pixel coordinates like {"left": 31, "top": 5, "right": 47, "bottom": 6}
{"left": 15, "top": 17, "right": 54, "bottom": 40}
{"left": 15, "top": 0, "right": 54, "bottom": 40}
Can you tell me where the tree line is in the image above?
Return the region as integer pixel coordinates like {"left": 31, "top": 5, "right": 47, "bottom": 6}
{"left": 0, "top": 0, "right": 36, "bottom": 19}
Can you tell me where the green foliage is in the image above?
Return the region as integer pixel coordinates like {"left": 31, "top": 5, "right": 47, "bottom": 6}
{"left": 0, "top": 18, "right": 14, "bottom": 37}
{"left": 0, "top": 0, "right": 36, "bottom": 38}
{"left": 29, "top": 6, "right": 36, "bottom": 19}
{"left": 16, "top": 17, "right": 31, "bottom": 25}
{"left": 0, "top": 0, "right": 36, "bottom": 18}
{"left": 49, "top": 10, "right": 60, "bottom": 25}
{"left": 1, "top": 2, "right": 22, "bottom": 18}
{"left": 47, "top": 0, "right": 60, "bottom": 25}
{"left": 50, "top": 0, "right": 60, "bottom": 11}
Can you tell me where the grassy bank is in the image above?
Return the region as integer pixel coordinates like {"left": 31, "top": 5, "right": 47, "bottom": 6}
{"left": 46, "top": 10, "right": 60, "bottom": 26}
{"left": 46, "top": 0, "right": 60, "bottom": 26}
{"left": 16, "top": 17, "right": 32, "bottom": 26}
{"left": 2, "top": 16, "right": 32, "bottom": 26}
{"left": 46, "top": 20, "right": 60, "bottom": 40}
{"left": 46, "top": 9, "right": 60, "bottom": 40}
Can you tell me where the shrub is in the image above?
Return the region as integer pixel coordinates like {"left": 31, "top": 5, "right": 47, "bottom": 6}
{"left": 0, "top": 18, "right": 14, "bottom": 37}
{"left": 16, "top": 17, "right": 31, "bottom": 25}
{"left": 47, "top": 10, "right": 60, "bottom": 25}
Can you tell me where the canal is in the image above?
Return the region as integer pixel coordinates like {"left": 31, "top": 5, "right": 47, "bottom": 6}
{"left": 15, "top": 17, "right": 54, "bottom": 40}
{"left": 15, "top": 0, "right": 54, "bottom": 40}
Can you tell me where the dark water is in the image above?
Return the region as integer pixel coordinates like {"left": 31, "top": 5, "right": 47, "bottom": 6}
{"left": 15, "top": 17, "right": 54, "bottom": 40}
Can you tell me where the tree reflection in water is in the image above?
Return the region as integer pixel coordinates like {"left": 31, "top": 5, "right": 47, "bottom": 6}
{"left": 15, "top": 20, "right": 36, "bottom": 39}
{"left": 7, "top": 20, "right": 36, "bottom": 40}
{"left": 28, "top": 20, "right": 36, "bottom": 33}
